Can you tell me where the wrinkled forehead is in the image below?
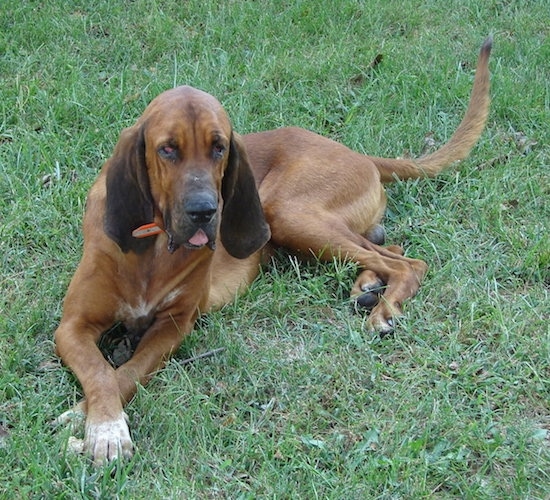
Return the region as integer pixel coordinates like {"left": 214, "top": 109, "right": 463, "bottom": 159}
{"left": 140, "top": 86, "right": 231, "bottom": 139}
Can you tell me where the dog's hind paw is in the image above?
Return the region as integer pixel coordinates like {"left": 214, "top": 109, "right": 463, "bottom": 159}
{"left": 367, "top": 302, "right": 402, "bottom": 335}
{"left": 351, "top": 274, "right": 386, "bottom": 312}
{"left": 353, "top": 282, "right": 386, "bottom": 311}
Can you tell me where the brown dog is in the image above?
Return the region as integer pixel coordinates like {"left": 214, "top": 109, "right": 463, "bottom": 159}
{"left": 54, "top": 38, "right": 491, "bottom": 463}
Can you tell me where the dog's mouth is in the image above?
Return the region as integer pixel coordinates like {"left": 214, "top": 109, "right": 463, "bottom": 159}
{"left": 166, "top": 224, "right": 217, "bottom": 253}
{"left": 186, "top": 228, "right": 210, "bottom": 247}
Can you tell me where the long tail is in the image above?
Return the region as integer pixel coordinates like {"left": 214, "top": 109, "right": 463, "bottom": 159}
{"left": 371, "top": 36, "right": 492, "bottom": 183}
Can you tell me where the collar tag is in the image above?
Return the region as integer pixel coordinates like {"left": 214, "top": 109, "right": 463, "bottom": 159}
{"left": 132, "top": 223, "right": 163, "bottom": 239}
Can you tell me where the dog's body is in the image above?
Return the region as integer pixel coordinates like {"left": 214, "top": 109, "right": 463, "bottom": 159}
{"left": 54, "top": 38, "right": 492, "bottom": 463}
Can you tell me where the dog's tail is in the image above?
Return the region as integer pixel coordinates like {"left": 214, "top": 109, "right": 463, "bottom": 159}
{"left": 371, "top": 36, "right": 492, "bottom": 183}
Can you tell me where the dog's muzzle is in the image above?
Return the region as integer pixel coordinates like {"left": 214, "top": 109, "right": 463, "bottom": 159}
{"left": 166, "top": 192, "right": 219, "bottom": 253}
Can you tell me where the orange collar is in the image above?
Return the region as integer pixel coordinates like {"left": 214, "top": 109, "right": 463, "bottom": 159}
{"left": 132, "top": 223, "right": 164, "bottom": 239}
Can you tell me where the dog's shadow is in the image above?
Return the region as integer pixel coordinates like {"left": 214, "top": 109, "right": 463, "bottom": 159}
{"left": 98, "top": 324, "right": 140, "bottom": 368}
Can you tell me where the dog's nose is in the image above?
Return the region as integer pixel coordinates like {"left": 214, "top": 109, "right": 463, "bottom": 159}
{"left": 184, "top": 198, "right": 217, "bottom": 224}
{"left": 189, "top": 207, "right": 216, "bottom": 224}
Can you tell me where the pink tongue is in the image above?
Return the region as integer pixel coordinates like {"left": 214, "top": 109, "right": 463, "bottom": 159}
{"left": 188, "top": 229, "right": 209, "bottom": 246}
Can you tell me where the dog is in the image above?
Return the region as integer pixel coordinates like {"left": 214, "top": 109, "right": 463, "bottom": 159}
{"left": 54, "top": 37, "right": 491, "bottom": 463}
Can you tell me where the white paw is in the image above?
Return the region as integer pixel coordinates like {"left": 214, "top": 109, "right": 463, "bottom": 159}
{"left": 53, "top": 402, "right": 86, "bottom": 431}
{"left": 85, "top": 412, "right": 134, "bottom": 464}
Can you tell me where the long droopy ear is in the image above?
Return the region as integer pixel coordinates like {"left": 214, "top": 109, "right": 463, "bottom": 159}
{"left": 220, "top": 133, "right": 271, "bottom": 259}
{"left": 104, "top": 124, "right": 155, "bottom": 253}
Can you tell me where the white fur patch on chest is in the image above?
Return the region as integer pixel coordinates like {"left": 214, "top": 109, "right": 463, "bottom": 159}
{"left": 120, "top": 299, "right": 151, "bottom": 320}
{"left": 117, "top": 299, "right": 154, "bottom": 333}
{"left": 117, "top": 286, "right": 184, "bottom": 327}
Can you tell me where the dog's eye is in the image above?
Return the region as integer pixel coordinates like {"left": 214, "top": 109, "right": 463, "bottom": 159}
{"left": 158, "top": 145, "right": 178, "bottom": 161}
{"left": 213, "top": 143, "right": 226, "bottom": 159}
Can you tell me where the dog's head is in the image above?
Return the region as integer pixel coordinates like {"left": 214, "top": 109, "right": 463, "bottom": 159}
{"left": 103, "top": 86, "right": 270, "bottom": 258}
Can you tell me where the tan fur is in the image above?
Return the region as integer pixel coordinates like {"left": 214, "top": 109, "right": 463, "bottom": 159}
{"left": 55, "top": 86, "right": 269, "bottom": 463}
{"left": 55, "top": 39, "right": 491, "bottom": 464}
{"left": 211, "top": 37, "right": 492, "bottom": 329}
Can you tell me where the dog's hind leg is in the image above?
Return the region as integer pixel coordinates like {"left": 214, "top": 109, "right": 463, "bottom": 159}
{"left": 268, "top": 213, "right": 427, "bottom": 333}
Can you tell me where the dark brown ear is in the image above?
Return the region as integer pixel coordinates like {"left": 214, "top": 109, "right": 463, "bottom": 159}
{"left": 104, "top": 125, "right": 155, "bottom": 253}
{"left": 220, "top": 133, "right": 270, "bottom": 259}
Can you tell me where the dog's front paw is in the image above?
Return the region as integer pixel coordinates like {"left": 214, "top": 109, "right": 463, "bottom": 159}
{"left": 53, "top": 401, "right": 87, "bottom": 431}
{"left": 85, "top": 413, "right": 134, "bottom": 465}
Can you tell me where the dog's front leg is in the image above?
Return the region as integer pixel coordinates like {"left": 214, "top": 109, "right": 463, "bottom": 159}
{"left": 55, "top": 319, "right": 133, "bottom": 464}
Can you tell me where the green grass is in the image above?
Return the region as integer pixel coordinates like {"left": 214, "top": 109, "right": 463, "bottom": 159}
{"left": 1, "top": 0, "right": 549, "bottom": 497}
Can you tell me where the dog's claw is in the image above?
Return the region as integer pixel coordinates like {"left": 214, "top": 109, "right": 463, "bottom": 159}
{"left": 367, "top": 316, "right": 395, "bottom": 336}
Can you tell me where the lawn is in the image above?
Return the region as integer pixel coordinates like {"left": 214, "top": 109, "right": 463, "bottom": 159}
{"left": 1, "top": 0, "right": 548, "bottom": 498}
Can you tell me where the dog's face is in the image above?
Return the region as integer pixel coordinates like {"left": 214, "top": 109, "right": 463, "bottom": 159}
{"left": 140, "top": 86, "right": 232, "bottom": 252}
{"left": 103, "top": 85, "right": 270, "bottom": 258}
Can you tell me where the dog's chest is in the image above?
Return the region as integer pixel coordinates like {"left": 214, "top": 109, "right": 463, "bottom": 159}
{"left": 120, "top": 299, "right": 155, "bottom": 333}
{"left": 118, "top": 286, "right": 184, "bottom": 331}
{"left": 115, "top": 245, "right": 210, "bottom": 333}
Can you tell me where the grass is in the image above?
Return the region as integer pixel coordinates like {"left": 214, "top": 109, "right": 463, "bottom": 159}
{"left": 1, "top": 0, "right": 549, "bottom": 497}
